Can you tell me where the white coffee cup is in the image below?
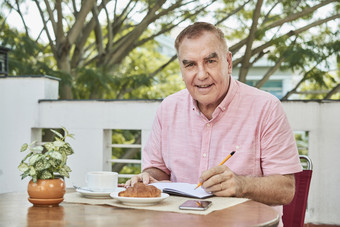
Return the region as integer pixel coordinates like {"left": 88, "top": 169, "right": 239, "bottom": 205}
{"left": 86, "top": 171, "right": 118, "bottom": 192}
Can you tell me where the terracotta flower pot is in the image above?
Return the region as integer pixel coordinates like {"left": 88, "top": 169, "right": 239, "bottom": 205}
{"left": 27, "top": 178, "right": 66, "bottom": 207}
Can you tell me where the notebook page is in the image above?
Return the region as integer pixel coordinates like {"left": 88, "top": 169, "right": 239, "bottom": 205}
{"left": 151, "top": 182, "right": 213, "bottom": 199}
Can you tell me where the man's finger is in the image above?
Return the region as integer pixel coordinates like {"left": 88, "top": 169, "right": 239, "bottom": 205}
{"left": 201, "top": 165, "right": 227, "bottom": 181}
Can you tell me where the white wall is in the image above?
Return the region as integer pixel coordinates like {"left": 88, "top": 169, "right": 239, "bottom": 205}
{"left": 0, "top": 76, "right": 59, "bottom": 193}
{"left": 283, "top": 102, "right": 340, "bottom": 224}
{"left": 1, "top": 76, "right": 339, "bottom": 225}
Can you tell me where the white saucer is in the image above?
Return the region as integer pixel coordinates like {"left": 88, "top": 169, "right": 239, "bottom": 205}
{"left": 77, "top": 187, "right": 125, "bottom": 199}
{"left": 110, "top": 192, "right": 169, "bottom": 206}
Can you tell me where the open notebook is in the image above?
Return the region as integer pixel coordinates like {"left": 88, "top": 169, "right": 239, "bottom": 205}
{"left": 151, "top": 182, "right": 213, "bottom": 199}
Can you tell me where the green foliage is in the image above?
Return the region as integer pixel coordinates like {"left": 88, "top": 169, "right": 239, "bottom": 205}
{"left": 111, "top": 130, "right": 142, "bottom": 181}
{"left": 18, "top": 127, "right": 75, "bottom": 183}
{"left": 0, "top": 16, "right": 55, "bottom": 75}
{"left": 294, "top": 131, "right": 309, "bottom": 156}
{"left": 1, "top": 1, "right": 339, "bottom": 100}
{"left": 74, "top": 39, "right": 184, "bottom": 99}
{"left": 299, "top": 71, "right": 340, "bottom": 99}
{"left": 111, "top": 130, "right": 141, "bottom": 160}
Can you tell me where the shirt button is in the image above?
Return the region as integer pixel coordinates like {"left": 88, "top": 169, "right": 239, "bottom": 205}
{"left": 207, "top": 123, "right": 211, "bottom": 127}
{"left": 203, "top": 153, "right": 207, "bottom": 157}
{"left": 222, "top": 107, "right": 226, "bottom": 111}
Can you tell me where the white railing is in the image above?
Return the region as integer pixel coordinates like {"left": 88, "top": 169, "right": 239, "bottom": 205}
{"left": 1, "top": 76, "right": 340, "bottom": 225}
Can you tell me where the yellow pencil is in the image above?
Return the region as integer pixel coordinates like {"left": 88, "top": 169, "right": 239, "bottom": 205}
{"left": 194, "top": 151, "right": 235, "bottom": 190}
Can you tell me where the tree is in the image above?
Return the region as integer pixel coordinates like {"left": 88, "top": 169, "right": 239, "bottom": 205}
{"left": 2, "top": 0, "right": 215, "bottom": 99}
{"left": 1, "top": 0, "right": 339, "bottom": 100}
{"left": 217, "top": 0, "right": 340, "bottom": 99}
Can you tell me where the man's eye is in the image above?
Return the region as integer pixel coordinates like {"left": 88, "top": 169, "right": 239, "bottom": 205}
{"left": 207, "top": 59, "right": 216, "bottom": 64}
{"left": 185, "top": 63, "right": 194, "bottom": 68}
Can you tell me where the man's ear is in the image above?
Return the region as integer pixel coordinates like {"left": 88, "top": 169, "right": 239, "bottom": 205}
{"left": 227, "top": 51, "right": 232, "bottom": 75}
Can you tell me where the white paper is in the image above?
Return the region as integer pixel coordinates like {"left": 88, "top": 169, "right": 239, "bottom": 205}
{"left": 150, "top": 182, "right": 213, "bottom": 199}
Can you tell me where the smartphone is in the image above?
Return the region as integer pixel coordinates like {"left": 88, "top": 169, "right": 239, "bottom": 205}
{"left": 179, "top": 200, "right": 212, "bottom": 211}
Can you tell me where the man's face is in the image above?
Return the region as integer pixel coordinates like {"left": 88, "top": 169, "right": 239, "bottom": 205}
{"left": 178, "top": 31, "right": 232, "bottom": 112}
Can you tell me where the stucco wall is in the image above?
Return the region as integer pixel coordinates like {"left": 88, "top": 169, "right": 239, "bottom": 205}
{"left": 1, "top": 76, "right": 339, "bottom": 225}
{"left": 283, "top": 101, "right": 340, "bottom": 224}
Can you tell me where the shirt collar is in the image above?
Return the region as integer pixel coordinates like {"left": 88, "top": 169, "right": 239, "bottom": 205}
{"left": 190, "top": 75, "right": 239, "bottom": 114}
{"left": 217, "top": 76, "right": 238, "bottom": 112}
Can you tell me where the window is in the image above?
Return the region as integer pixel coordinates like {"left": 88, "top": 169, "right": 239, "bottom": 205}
{"left": 246, "top": 80, "right": 283, "bottom": 99}
{"left": 31, "top": 128, "right": 64, "bottom": 145}
{"left": 107, "top": 129, "right": 142, "bottom": 183}
{"left": 294, "top": 131, "right": 310, "bottom": 169}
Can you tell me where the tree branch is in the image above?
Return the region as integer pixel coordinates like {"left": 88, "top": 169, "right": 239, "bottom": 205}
{"left": 43, "top": 0, "right": 57, "bottom": 37}
{"left": 281, "top": 49, "right": 337, "bottom": 100}
{"left": 230, "top": 0, "right": 337, "bottom": 54}
{"left": 265, "top": 0, "right": 337, "bottom": 30}
{"left": 324, "top": 83, "right": 340, "bottom": 99}
{"left": 238, "top": 0, "right": 263, "bottom": 82}
{"left": 67, "top": 0, "right": 96, "bottom": 45}
{"left": 105, "top": 0, "right": 167, "bottom": 66}
{"left": 56, "top": 0, "right": 65, "bottom": 46}
{"left": 255, "top": 55, "right": 286, "bottom": 88}
{"left": 150, "top": 55, "right": 178, "bottom": 78}
{"left": 215, "top": 0, "right": 251, "bottom": 26}
{"left": 92, "top": 4, "right": 104, "bottom": 56}
{"left": 136, "top": 3, "right": 211, "bottom": 47}
{"left": 34, "top": 0, "right": 56, "bottom": 56}
{"left": 14, "top": 0, "right": 29, "bottom": 36}
{"left": 256, "top": 38, "right": 297, "bottom": 88}
{"left": 232, "top": 13, "right": 340, "bottom": 66}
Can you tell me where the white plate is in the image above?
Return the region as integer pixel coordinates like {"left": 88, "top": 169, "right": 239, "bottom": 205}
{"left": 110, "top": 192, "right": 169, "bottom": 206}
{"left": 77, "top": 187, "right": 125, "bottom": 199}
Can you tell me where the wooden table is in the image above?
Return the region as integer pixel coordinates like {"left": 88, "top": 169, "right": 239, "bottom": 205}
{"left": 0, "top": 190, "right": 279, "bottom": 227}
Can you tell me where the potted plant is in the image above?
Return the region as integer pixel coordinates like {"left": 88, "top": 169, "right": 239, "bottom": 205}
{"left": 18, "top": 127, "right": 74, "bottom": 206}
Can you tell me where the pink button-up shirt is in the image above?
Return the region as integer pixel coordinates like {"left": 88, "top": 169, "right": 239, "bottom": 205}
{"left": 143, "top": 77, "right": 302, "bottom": 226}
{"left": 143, "top": 77, "right": 301, "bottom": 181}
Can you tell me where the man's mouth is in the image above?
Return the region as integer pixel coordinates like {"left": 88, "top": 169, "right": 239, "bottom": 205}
{"left": 196, "top": 84, "right": 213, "bottom": 88}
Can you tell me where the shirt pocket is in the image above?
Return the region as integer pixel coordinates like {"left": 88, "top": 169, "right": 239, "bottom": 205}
{"left": 228, "top": 149, "right": 258, "bottom": 176}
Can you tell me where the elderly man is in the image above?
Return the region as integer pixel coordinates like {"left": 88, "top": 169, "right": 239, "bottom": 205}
{"left": 126, "top": 22, "right": 302, "bottom": 226}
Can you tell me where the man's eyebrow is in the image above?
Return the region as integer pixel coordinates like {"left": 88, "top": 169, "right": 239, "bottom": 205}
{"left": 182, "top": 53, "right": 218, "bottom": 65}
{"left": 204, "top": 52, "right": 218, "bottom": 60}
{"left": 182, "top": 59, "right": 194, "bottom": 65}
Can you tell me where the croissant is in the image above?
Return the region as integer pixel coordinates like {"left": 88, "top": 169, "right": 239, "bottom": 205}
{"left": 119, "top": 182, "right": 161, "bottom": 197}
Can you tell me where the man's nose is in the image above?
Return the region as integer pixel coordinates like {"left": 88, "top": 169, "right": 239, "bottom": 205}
{"left": 197, "top": 65, "right": 208, "bottom": 80}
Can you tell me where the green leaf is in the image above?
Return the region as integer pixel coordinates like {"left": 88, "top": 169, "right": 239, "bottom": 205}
{"left": 29, "top": 141, "right": 37, "bottom": 147}
{"left": 31, "top": 146, "right": 44, "bottom": 153}
{"left": 63, "top": 165, "right": 72, "bottom": 172}
{"left": 29, "top": 154, "right": 41, "bottom": 165}
{"left": 50, "top": 129, "right": 63, "bottom": 140}
{"left": 20, "top": 171, "right": 29, "bottom": 180}
{"left": 59, "top": 168, "right": 69, "bottom": 178}
{"left": 44, "top": 142, "right": 54, "bottom": 151}
{"left": 53, "top": 140, "right": 64, "bottom": 148}
{"left": 29, "top": 166, "right": 36, "bottom": 176}
{"left": 40, "top": 171, "right": 53, "bottom": 179}
{"left": 49, "top": 159, "right": 57, "bottom": 167}
{"left": 64, "top": 146, "right": 74, "bottom": 155}
{"left": 50, "top": 151, "right": 63, "bottom": 161}
{"left": 62, "top": 126, "right": 75, "bottom": 139}
{"left": 43, "top": 159, "right": 51, "bottom": 169}
{"left": 18, "top": 162, "right": 29, "bottom": 172}
{"left": 34, "top": 160, "right": 44, "bottom": 171}
{"left": 21, "top": 152, "right": 33, "bottom": 162}
{"left": 20, "top": 143, "right": 28, "bottom": 152}
{"left": 61, "top": 152, "right": 67, "bottom": 165}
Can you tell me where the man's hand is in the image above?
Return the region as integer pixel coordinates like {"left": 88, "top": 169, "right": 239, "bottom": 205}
{"left": 124, "top": 172, "right": 158, "bottom": 187}
{"left": 124, "top": 167, "right": 170, "bottom": 187}
{"left": 200, "top": 165, "right": 241, "bottom": 197}
{"left": 200, "top": 165, "right": 295, "bottom": 205}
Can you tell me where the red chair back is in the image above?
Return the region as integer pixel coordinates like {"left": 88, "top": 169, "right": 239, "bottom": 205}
{"left": 283, "top": 155, "right": 313, "bottom": 227}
